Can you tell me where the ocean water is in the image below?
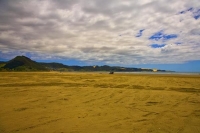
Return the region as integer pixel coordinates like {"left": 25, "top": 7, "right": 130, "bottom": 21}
{"left": 115, "top": 72, "right": 200, "bottom": 75}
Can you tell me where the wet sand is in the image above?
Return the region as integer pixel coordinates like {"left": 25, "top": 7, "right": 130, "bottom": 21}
{"left": 0, "top": 72, "right": 200, "bottom": 133}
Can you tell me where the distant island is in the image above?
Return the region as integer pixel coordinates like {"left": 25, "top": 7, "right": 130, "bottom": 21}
{"left": 0, "top": 56, "right": 173, "bottom": 72}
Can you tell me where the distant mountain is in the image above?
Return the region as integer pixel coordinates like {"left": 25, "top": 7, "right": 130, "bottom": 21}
{"left": 0, "top": 56, "right": 169, "bottom": 72}
{"left": 40, "top": 62, "right": 69, "bottom": 69}
{"left": 2, "top": 56, "right": 47, "bottom": 71}
{"left": 40, "top": 63, "right": 168, "bottom": 72}
{"left": 0, "top": 61, "right": 6, "bottom": 69}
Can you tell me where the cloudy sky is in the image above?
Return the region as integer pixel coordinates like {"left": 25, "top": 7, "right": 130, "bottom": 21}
{"left": 0, "top": 0, "right": 200, "bottom": 72}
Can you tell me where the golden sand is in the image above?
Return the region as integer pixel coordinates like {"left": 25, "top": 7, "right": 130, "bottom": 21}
{"left": 0, "top": 72, "right": 200, "bottom": 133}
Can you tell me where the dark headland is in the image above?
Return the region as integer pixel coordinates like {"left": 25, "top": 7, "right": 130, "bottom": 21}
{"left": 0, "top": 56, "right": 172, "bottom": 72}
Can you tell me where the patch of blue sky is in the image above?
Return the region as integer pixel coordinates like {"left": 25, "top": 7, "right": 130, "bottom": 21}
{"left": 132, "top": 60, "right": 200, "bottom": 72}
{"left": 179, "top": 11, "right": 186, "bottom": 14}
{"left": 24, "top": 52, "right": 33, "bottom": 58}
{"left": 0, "top": 50, "right": 27, "bottom": 60}
{"left": 149, "top": 31, "right": 163, "bottom": 41}
{"left": 164, "top": 34, "right": 178, "bottom": 40}
{"left": 136, "top": 29, "right": 145, "bottom": 37}
{"left": 179, "top": 7, "right": 193, "bottom": 14}
{"left": 179, "top": 7, "right": 200, "bottom": 20}
{"left": 187, "top": 7, "right": 194, "bottom": 11}
{"left": 150, "top": 44, "right": 166, "bottom": 48}
{"left": 193, "top": 9, "right": 200, "bottom": 19}
{"left": 149, "top": 31, "right": 178, "bottom": 42}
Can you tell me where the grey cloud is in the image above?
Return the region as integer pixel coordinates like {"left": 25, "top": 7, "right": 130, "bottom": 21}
{"left": 82, "top": 0, "right": 135, "bottom": 16}
{"left": 0, "top": 0, "right": 38, "bottom": 19}
{"left": 113, "top": 48, "right": 140, "bottom": 56}
{"left": 190, "top": 29, "right": 200, "bottom": 35}
{"left": 80, "top": 46, "right": 115, "bottom": 53}
{"left": 144, "top": 0, "right": 176, "bottom": 14}
{"left": 0, "top": 38, "right": 13, "bottom": 47}
{"left": 0, "top": 0, "right": 199, "bottom": 64}
{"left": 87, "top": 20, "right": 113, "bottom": 31}
{"left": 161, "top": 48, "right": 175, "bottom": 54}
{"left": 50, "top": 0, "right": 80, "bottom": 10}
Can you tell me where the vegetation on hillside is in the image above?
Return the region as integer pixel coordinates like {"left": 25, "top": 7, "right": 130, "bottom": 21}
{"left": 0, "top": 56, "right": 169, "bottom": 72}
{"left": 2, "top": 56, "right": 47, "bottom": 71}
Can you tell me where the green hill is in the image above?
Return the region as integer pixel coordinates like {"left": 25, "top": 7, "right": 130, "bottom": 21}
{"left": 3, "top": 56, "right": 47, "bottom": 71}
{"left": 0, "top": 61, "right": 6, "bottom": 68}
{"left": 0, "top": 56, "right": 169, "bottom": 72}
{"left": 40, "top": 62, "right": 69, "bottom": 69}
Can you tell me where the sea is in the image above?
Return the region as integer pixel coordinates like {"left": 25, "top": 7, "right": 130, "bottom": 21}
{"left": 115, "top": 72, "right": 200, "bottom": 75}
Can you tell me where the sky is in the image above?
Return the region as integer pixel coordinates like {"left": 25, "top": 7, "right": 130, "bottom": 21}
{"left": 0, "top": 0, "right": 200, "bottom": 72}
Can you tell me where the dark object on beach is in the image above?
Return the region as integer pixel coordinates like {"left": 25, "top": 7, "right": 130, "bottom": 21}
{"left": 109, "top": 71, "right": 114, "bottom": 74}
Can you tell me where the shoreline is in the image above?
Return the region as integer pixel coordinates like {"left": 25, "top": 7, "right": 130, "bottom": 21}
{"left": 0, "top": 71, "right": 200, "bottom": 75}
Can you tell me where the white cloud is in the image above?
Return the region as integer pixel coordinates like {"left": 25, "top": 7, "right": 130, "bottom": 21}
{"left": 0, "top": 0, "right": 199, "bottom": 65}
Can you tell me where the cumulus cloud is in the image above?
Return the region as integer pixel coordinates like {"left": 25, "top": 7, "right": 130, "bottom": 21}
{"left": 0, "top": 0, "right": 200, "bottom": 65}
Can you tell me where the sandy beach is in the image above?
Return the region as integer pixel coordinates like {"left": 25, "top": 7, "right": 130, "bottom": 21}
{"left": 0, "top": 72, "right": 200, "bottom": 133}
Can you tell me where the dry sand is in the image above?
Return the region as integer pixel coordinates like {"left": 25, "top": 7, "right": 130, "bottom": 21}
{"left": 0, "top": 72, "right": 200, "bottom": 133}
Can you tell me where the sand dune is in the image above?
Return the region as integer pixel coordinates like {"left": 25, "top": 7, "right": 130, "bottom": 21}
{"left": 0, "top": 72, "right": 200, "bottom": 133}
